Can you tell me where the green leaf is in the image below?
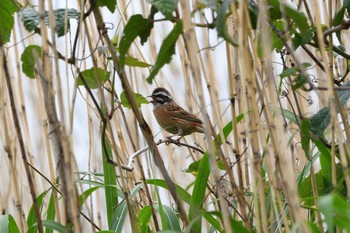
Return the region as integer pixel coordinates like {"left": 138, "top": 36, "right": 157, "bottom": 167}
{"left": 79, "top": 186, "right": 101, "bottom": 206}
{"left": 314, "top": 139, "right": 332, "bottom": 192}
{"left": 300, "top": 119, "right": 311, "bottom": 159}
{"left": 216, "top": 0, "right": 238, "bottom": 47}
{"left": 48, "top": 8, "right": 80, "bottom": 37}
{"left": 292, "top": 27, "right": 316, "bottom": 49}
{"left": 146, "top": 0, "right": 178, "bottom": 19}
{"left": 21, "top": 45, "right": 42, "bottom": 79}
{"left": 19, "top": 7, "right": 80, "bottom": 37}
{"left": 332, "top": 5, "right": 350, "bottom": 43}
{"left": 280, "top": 66, "right": 298, "bottom": 78}
{"left": 124, "top": 56, "right": 152, "bottom": 67}
{"left": 101, "top": 139, "right": 118, "bottom": 226}
{"left": 147, "top": 179, "right": 192, "bottom": 203}
{"left": 119, "top": 14, "right": 153, "bottom": 67}
{"left": 216, "top": 113, "right": 245, "bottom": 144}
{"left": 155, "top": 205, "right": 181, "bottom": 231}
{"left": 344, "top": 0, "right": 350, "bottom": 13}
{"left": 45, "top": 192, "right": 56, "bottom": 233}
{"left": 230, "top": 219, "right": 250, "bottom": 233}
{"left": 18, "top": 7, "right": 40, "bottom": 32}
{"left": 27, "top": 191, "right": 46, "bottom": 233}
{"left": 292, "top": 73, "right": 309, "bottom": 90}
{"left": 0, "top": 0, "right": 17, "bottom": 43}
{"left": 28, "top": 220, "right": 67, "bottom": 233}
{"left": 332, "top": 7, "right": 345, "bottom": 27}
{"left": 320, "top": 193, "right": 350, "bottom": 232}
{"left": 120, "top": 91, "right": 149, "bottom": 109}
{"left": 97, "top": 0, "right": 116, "bottom": 13}
{"left": 267, "top": 0, "right": 309, "bottom": 35}
{"left": 309, "top": 81, "right": 350, "bottom": 137}
{"left": 138, "top": 206, "right": 152, "bottom": 233}
{"left": 307, "top": 222, "right": 322, "bottom": 233}
{"left": 189, "top": 153, "right": 210, "bottom": 233}
{"left": 146, "top": 179, "right": 222, "bottom": 232}
{"left": 0, "top": 214, "right": 20, "bottom": 233}
{"left": 109, "top": 183, "right": 142, "bottom": 232}
{"left": 282, "top": 109, "right": 301, "bottom": 125}
{"left": 309, "top": 107, "right": 330, "bottom": 137}
{"left": 146, "top": 21, "right": 183, "bottom": 83}
{"left": 76, "top": 67, "right": 110, "bottom": 89}
{"left": 185, "top": 113, "right": 245, "bottom": 173}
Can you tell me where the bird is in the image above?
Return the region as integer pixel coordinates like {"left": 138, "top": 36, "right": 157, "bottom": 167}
{"left": 149, "top": 87, "right": 204, "bottom": 137}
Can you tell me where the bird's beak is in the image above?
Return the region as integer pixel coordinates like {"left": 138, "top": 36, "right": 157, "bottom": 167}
{"left": 147, "top": 95, "right": 155, "bottom": 103}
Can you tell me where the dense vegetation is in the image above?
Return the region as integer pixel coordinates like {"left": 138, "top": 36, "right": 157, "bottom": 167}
{"left": 1, "top": 0, "right": 350, "bottom": 232}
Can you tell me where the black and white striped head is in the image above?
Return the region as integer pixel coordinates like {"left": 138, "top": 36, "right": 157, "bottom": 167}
{"left": 150, "top": 87, "right": 173, "bottom": 105}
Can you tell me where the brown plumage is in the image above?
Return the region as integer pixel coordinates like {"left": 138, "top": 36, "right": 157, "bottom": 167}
{"left": 150, "top": 87, "right": 204, "bottom": 136}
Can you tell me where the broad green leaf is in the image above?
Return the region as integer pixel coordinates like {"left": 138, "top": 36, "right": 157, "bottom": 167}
{"left": 138, "top": 206, "right": 152, "bottom": 233}
{"left": 18, "top": 7, "right": 39, "bottom": 32}
{"left": 48, "top": 9, "right": 80, "bottom": 37}
{"left": 189, "top": 153, "right": 210, "bottom": 233}
{"left": 28, "top": 220, "right": 67, "bottom": 233}
{"left": 19, "top": 7, "right": 80, "bottom": 37}
{"left": 101, "top": 139, "right": 118, "bottom": 225}
{"left": 309, "top": 107, "right": 330, "bottom": 137}
{"left": 21, "top": 45, "right": 42, "bottom": 79}
{"left": 119, "top": 14, "right": 153, "bottom": 67}
{"left": 155, "top": 205, "right": 181, "bottom": 231}
{"left": 320, "top": 193, "right": 350, "bottom": 232}
{"left": 76, "top": 67, "right": 110, "bottom": 89}
{"left": 298, "top": 168, "right": 324, "bottom": 206}
{"left": 147, "top": 0, "right": 178, "bottom": 19}
{"left": 109, "top": 183, "right": 142, "bottom": 232}
{"left": 333, "top": 7, "right": 345, "bottom": 27}
{"left": 124, "top": 56, "right": 152, "bottom": 67}
{"left": 230, "top": 219, "right": 250, "bottom": 233}
{"left": 97, "top": 0, "right": 116, "bottom": 13}
{"left": 0, "top": 0, "right": 17, "bottom": 43}
{"left": 267, "top": 0, "right": 309, "bottom": 35}
{"left": 146, "top": 21, "right": 183, "bottom": 83}
{"left": 120, "top": 91, "right": 149, "bottom": 109}
{"left": 292, "top": 73, "right": 309, "bottom": 90}
{"left": 0, "top": 214, "right": 20, "bottom": 233}
{"left": 292, "top": 27, "right": 316, "bottom": 49}
{"left": 216, "top": 0, "right": 238, "bottom": 47}
{"left": 280, "top": 66, "right": 298, "bottom": 78}
{"left": 271, "top": 20, "right": 286, "bottom": 51}
{"left": 27, "top": 191, "right": 46, "bottom": 233}
{"left": 309, "top": 81, "right": 350, "bottom": 137}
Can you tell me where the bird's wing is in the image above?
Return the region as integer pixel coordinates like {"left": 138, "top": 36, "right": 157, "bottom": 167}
{"left": 167, "top": 103, "right": 203, "bottom": 124}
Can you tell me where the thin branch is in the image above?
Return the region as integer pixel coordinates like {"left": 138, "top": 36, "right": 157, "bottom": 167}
{"left": 122, "top": 138, "right": 205, "bottom": 171}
